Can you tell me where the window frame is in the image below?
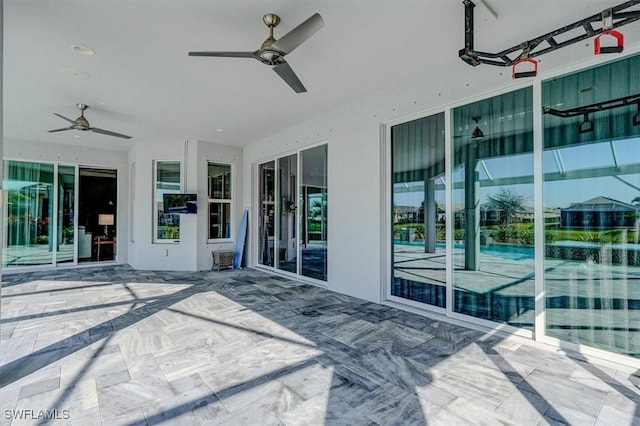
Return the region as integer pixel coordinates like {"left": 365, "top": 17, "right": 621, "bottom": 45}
{"left": 153, "top": 160, "right": 182, "bottom": 244}
{"left": 207, "top": 162, "right": 233, "bottom": 243}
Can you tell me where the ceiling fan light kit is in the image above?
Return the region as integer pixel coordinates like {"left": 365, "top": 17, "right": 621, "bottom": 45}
{"left": 188, "top": 12, "right": 324, "bottom": 93}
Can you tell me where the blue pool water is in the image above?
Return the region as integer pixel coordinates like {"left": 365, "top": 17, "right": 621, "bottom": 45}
{"left": 477, "top": 243, "right": 534, "bottom": 261}
{"left": 394, "top": 240, "right": 534, "bottom": 261}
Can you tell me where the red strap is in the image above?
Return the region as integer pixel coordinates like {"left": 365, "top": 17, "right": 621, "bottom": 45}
{"left": 512, "top": 58, "right": 538, "bottom": 79}
{"left": 594, "top": 30, "right": 624, "bottom": 55}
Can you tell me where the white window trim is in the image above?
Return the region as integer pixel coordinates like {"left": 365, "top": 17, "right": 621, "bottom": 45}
{"left": 153, "top": 159, "right": 182, "bottom": 244}
{"left": 207, "top": 162, "right": 234, "bottom": 243}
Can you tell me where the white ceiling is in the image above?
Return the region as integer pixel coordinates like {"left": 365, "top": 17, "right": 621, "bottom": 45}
{"left": 4, "top": 0, "right": 639, "bottom": 151}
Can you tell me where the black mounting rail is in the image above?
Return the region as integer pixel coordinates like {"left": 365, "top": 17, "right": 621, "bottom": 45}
{"left": 543, "top": 94, "right": 640, "bottom": 133}
{"left": 459, "top": 0, "right": 640, "bottom": 67}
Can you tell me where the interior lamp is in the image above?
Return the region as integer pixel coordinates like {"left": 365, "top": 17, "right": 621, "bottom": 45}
{"left": 98, "top": 214, "right": 114, "bottom": 237}
{"left": 471, "top": 116, "right": 484, "bottom": 139}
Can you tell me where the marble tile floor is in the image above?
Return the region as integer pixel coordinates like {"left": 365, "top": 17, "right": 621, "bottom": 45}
{"left": 1, "top": 265, "right": 640, "bottom": 425}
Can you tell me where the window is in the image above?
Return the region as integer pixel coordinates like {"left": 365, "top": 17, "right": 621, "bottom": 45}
{"left": 154, "top": 161, "right": 181, "bottom": 242}
{"left": 208, "top": 163, "right": 232, "bottom": 240}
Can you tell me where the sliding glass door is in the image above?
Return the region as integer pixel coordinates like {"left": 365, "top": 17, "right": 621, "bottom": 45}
{"left": 3, "top": 161, "right": 55, "bottom": 267}
{"left": 301, "top": 145, "right": 328, "bottom": 281}
{"left": 276, "top": 154, "right": 298, "bottom": 273}
{"left": 542, "top": 55, "right": 640, "bottom": 357}
{"left": 391, "top": 113, "right": 446, "bottom": 307}
{"left": 387, "top": 54, "right": 640, "bottom": 359}
{"left": 57, "top": 165, "right": 76, "bottom": 264}
{"left": 3, "top": 161, "right": 78, "bottom": 266}
{"left": 257, "top": 144, "right": 328, "bottom": 281}
{"left": 452, "top": 87, "right": 535, "bottom": 329}
{"left": 258, "top": 161, "right": 275, "bottom": 267}
{"left": 2, "top": 161, "right": 118, "bottom": 268}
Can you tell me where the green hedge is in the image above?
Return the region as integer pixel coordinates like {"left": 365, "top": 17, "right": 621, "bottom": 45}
{"left": 396, "top": 221, "right": 638, "bottom": 245}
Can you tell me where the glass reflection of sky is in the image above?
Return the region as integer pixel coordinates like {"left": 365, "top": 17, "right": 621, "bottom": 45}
{"left": 544, "top": 137, "right": 639, "bottom": 208}
{"left": 394, "top": 137, "right": 639, "bottom": 209}
{"left": 614, "top": 137, "right": 640, "bottom": 165}
{"left": 547, "top": 138, "right": 640, "bottom": 172}
{"left": 556, "top": 142, "right": 613, "bottom": 171}
{"left": 478, "top": 153, "right": 533, "bottom": 179}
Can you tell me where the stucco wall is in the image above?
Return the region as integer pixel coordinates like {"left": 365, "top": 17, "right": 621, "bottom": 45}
{"left": 127, "top": 139, "right": 242, "bottom": 271}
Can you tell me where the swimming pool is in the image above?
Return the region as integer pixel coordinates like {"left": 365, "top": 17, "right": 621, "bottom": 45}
{"left": 394, "top": 240, "right": 534, "bottom": 261}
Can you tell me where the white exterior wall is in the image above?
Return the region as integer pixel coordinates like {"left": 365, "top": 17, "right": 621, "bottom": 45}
{"left": 128, "top": 139, "right": 242, "bottom": 271}
{"left": 243, "top": 110, "right": 384, "bottom": 302}
{"left": 242, "top": 70, "right": 509, "bottom": 303}
{"left": 242, "top": 49, "right": 640, "bottom": 304}
{"left": 128, "top": 139, "right": 186, "bottom": 270}
{"left": 196, "top": 140, "right": 243, "bottom": 270}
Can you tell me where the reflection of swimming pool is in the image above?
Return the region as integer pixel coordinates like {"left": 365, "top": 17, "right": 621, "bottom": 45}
{"left": 394, "top": 240, "right": 534, "bottom": 261}
{"left": 479, "top": 243, "right": 534, "bottom": 261}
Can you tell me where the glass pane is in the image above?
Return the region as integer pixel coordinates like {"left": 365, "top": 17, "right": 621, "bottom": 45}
{"left": 391, "top": 113, "right": 446, "bottom": 307}
{"left": 259, "top": 161, "right": 275, "bottom": 266}
{"left": 156, "top": 161, "right": 180, "bottom": 241}
{"left": 209, "top": 202, "right": 231, "bottom": 239}
{"left": 2, "top": 160, "right": 54, "bottom": 267}
{"left": 57, "top": 165, "right": 75, "bottom": 264}
{"left": 301, "top": 145, "right": 328, "bottom": 281}
{"left": 452, "top": 87, "right": 535, "bottom": 329}
{"left": 208, "top": 163, "right": 231, "bottom": 199}
{"left": 276, "top": 154, "right": 298, "bottom": 273}
{"left": 543, "top": 54, "right": 640, "bottom": 358}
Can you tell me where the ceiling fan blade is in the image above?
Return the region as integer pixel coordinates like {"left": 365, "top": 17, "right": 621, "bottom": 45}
{"left": 53, "top": 113, "right": 76, "bottom": 124}
{"left": 90, "top": 127, "right": 132, "bottom": 139}
{"left": 271, "top": 13, "right": 324, "bottom": 55}
{"left": 48, "top": 127, "right": 73, "bottom": 133}
{"left": 273, "top": 62, "right": 307, "bottom": 93}
{"left": 188, "top": 51, "right": 256, "bottom": 58}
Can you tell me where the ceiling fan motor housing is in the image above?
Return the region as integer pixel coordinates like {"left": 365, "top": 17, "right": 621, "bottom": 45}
{"left": 74, "top": 103, "right": 90, "bottom": 130}
{"left": 73, "top": 116, "right": 90, "bottom": 130}
{"left": 258, "top": 48, "right": 285, "bottom": 65}
{"left": 263, "top": 13, "right": 281, "bottom": 28}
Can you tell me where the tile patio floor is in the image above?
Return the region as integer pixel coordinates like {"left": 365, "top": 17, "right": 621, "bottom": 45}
{"left": 1, "top": 265, "right": 640, "bottom": 425}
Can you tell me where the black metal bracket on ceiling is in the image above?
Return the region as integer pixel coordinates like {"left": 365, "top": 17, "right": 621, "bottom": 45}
{"left": 459, "top": 0, "right": 640, "bottom": 78}
{"left": 543, "top": 94, "right": 640, "bottom": 134}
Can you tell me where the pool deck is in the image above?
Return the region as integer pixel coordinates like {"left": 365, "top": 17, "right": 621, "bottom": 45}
{"left": 2, "top": 265, "right": 640, "bottom": 425}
